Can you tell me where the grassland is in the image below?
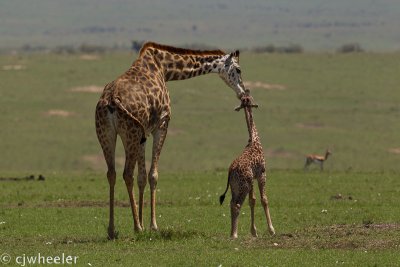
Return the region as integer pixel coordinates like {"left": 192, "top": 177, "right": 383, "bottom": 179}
{"left": 1, "top": 171, "right": 400, "bottom": 266}
{"left": 1, "top": 52, "right": 400, "bottom": 173}
{"left": 1, "top": 52, "right": 400, "bottom": 266}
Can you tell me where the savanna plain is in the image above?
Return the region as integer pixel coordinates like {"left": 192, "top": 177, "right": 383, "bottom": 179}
{"left": 1, "top": 52, "right": 400, "bottom": 266}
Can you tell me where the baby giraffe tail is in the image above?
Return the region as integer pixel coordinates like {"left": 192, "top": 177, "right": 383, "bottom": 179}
{"left": 219, "top": 173, "right": 231, "bottom": 205}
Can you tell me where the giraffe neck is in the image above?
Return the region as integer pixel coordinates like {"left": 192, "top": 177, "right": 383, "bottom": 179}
{"left": 244, "top": 106, "right": 260, "bottom": 145}
{"left": 139, "top": 42, "right": 227, "bottom": 81}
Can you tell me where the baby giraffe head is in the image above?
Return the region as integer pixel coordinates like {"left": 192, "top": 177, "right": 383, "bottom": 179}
{"left": 234, "top": 89, "right": 258, "bottom": 111}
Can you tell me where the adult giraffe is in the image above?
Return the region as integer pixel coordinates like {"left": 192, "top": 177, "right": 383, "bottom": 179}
{"left": 95, "top": 42, "right": 247, "bottom": 239}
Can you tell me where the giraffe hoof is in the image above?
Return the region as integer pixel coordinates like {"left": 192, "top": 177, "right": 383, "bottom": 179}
{"left": 134, "top": 225, "right": 143, "bottom": 232}
{"left": 251, "top": 228, "right": 258, "bottom": 237}
{"left": 269, "top": 226, "right": 276, "bottom": 236}
{"left": 107, "top": 229, "right": 119, "bottom": 240}
{"left": 150, "top": 224, "right": 159, "bottom": 231}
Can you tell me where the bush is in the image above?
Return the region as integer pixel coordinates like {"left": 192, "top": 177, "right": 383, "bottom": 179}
{"left": 53, "top": 45, "right": 76, "bottom": 54}
{"left": 252, "top": 44, "right": 303, "bottom": 54}
{"left": 337, "top": 43, "right": 364, "bottom": 53}
{"left": 79, "top": 44, "right": 106, "bottom": 54}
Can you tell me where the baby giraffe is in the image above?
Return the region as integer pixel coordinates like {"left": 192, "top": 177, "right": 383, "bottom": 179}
{"left": 220, "top": 93, "right": 275, "bottom": 239}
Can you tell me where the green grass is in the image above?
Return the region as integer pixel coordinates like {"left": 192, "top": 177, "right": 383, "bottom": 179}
{"left": 1, "top": 171, "right": 399, "bottom": 266}
{"left": 1, "top": 52, "right": 400, "bottom": 173}
{"left": 1, "top": 52, "right": 400, "bottom": 266}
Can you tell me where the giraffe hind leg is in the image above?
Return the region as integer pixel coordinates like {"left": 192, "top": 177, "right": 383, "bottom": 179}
{"left": 230, "top": 187, "right": 248, "bottom": 239}
{"left": 117, "top": 112, "right": 144, "bottom": 233}
{"left": 95, "top": 105, "right": 118, "bottom": 239}
{"left": 249, "top": 184, "right": 257, "bottom": 237}
{"left": 137, "top": 142, "right": 147, "bottom": 229}
{"left": 122, "top": 148, "right": 142, "bottom": 232}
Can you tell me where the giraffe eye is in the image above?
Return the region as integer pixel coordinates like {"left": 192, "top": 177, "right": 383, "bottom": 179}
{"left": 236, "top": 68, "right": 241, "bottom": 74}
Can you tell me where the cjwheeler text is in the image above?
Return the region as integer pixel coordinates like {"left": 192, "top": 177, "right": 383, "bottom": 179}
{"left": 15, "top": 253, "right": 78, "bottom": 266}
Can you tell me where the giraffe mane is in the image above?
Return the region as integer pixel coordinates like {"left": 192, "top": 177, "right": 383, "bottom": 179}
{"left": 139, "top": 42, "right": 226, "bottom": 57}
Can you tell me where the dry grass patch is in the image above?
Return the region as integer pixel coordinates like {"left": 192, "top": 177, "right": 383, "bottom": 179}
{"left": 43, "top": 110, "right": 75, "bottom": 117}
{"left": 388, "top": 148, "right": 400, "bottom": 154}
{"left": 82, "top": 154, "right": 151, "bottom": 172}
{"left": 295, "top": 122, "right": 325, "bottom": 129}
{"left": 79, "top": 54, "right": 100, "bottom": 61}
{"left": 168, "top": 127, "right": 185, "bottom": 136}
{"left": 70, "top": 85, "right": 104, "bottom": 93}
{"left": 2, "top": 65, "right": 26, "bottom": 71}
{"left": 244, "top": 81, "right": 286, "bottom": 91}
{"left": 265, "top": 148, "right": 296, "bottom": 158}
{"left": 82, "top": 154, "right": 124, "bottom": 170}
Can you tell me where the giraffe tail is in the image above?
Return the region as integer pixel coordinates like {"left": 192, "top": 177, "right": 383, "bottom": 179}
{"left": 219, "top": 173, "right": 231, "bottom": 205}
{"left": 112, "top": 97, "right": 147, "bottom": 143}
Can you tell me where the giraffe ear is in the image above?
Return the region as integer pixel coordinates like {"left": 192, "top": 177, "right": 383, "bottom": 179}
{"left": 229, "top": 51, "right": 240, "bottom": 58}
{"left": 230, "top": 50, "right": 239, "bottom": 63}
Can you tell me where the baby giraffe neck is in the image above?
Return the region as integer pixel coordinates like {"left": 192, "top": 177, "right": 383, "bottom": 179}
{"left": 244, "top": 106, "right": 259, "bottom": 145}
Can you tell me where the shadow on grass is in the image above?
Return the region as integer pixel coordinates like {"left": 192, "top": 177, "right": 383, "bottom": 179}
{"left": 59, "top": 236, "right": 110, "bottom": 245}
{"left": 131, "top": 228, "right": 207, "bottom": 242}
{"left": 55, "top": 228, "right": 206, "bottom": 245}
{"left": 5, "top": 200, "right": 175, "bottom": 208}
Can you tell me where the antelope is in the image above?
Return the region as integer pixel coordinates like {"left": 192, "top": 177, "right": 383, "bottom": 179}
{"left": 304, "top": 149, "right": 332, "bottom": 171}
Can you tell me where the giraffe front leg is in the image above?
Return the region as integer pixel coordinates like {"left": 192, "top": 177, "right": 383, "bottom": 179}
{"left": 258, "top": 173, "right": 275, "bottom": 236}
{"left": 137, "top": 142, "right": 147, "bottom": 229}
{"left": 149, "top": 119, "right": 169, "bottom": 231}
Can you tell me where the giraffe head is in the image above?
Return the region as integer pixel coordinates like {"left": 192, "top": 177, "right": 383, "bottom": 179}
{"left": 218, "top": 51, "right": 247, "bottom": 99}
{"left": 234, "top": 89, "right": 258, "bottom": 111}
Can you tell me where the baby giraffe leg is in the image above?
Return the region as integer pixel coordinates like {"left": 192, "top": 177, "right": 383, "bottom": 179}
{"left": 230, "top": 199, "right": 240, "bottom": 239}
{"left": 230, "top": 191, "right": 248, "bottom": 239}
{"left": 258, "top": 174, "right": 275, "bottom": 235}
{"left": 249, "top": 185, "right": 257, "bottom": 237}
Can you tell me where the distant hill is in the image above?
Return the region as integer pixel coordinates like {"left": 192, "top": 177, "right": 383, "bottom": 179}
{"left": 1, "top": 0, "right": 400, "bottom": 52}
